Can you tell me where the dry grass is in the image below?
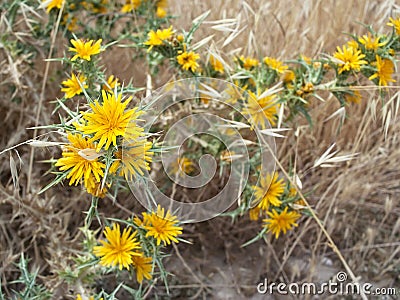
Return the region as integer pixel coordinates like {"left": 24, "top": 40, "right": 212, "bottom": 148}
{"left": 0, "top": 0, "right": 399, "bottom": 299}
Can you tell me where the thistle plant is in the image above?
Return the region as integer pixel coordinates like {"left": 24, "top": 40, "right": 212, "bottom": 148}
{"left": 0, "top": 0, "right": 399, "bottom": 298}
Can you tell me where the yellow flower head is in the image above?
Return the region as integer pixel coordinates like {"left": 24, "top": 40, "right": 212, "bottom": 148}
{"left": 102, "top": 75, "right": 120, "bottom": 92}
{"left": 300, "top": 54, "right": 312, "bottom": 65}
{"left": 169, "top": 156, "right": 195, "bottom": 177}
{"left": 144, "top": 26, "right": 174, "bottom": 51}
{"left": 86, "top": 175, "right": 108, "bottom": 198}
{"left": 264, "top": 57, "right": 288, "bottom": 74}
{"left": 210, "top": 55, "right": 224, "bottom": 74}
{"left": 288, "top": 186, "right": 297, "bottom": 198}
{"left": 249, "top": 206, "right": 261, "bottom": 221}
{"left": 121, "top": 0, "right": 141, "bottom": 13}
{"left": 94, "top": 223, "right": 142, "bottom": 270}
{"left": 358, "top": 32, "right": 387, "bottom": 51}
{"left": 346, "top": 40, "right": 359, "bottom": 50}
{"left": 281, "top": 70, "right": 295, "bottom": 83}
{"left": 236, "top": 55, "right": 259, "bottom": 70}
{"left": 69, "top": 38, "right": 103, "bottom": 61}
{"left": 78, "top": 91, "right": 144, "bottom": 152}
{"left": 110, "top": 139, "right": 154, "bottom": 180}
{"left": 242, "top": 90, "right": 277, "bottom": 129}
{"left": 55, "top": 133, "right": 105, "bottom": 188}
{"left": 368, "top": 55, "right": 396, "bottom": 86}
{"left": 333, "top": 45, "right": 367, "bottom": 74}
{"left": 252, "top": 172, "right": 285, "bottom": 211}
{"left": 142, "top": 205, "right": 183, "bottom": 246}
{"left": 263, "top": 207, "right": 301, "bottom": 239}
{"left": 177, "top": 51, "right": 200, "bottom": 72}
{"left": 156, "top": 7, "right": 167, "bottom": 18}
{"left": 132, "top": 255, "right": 153, "bottom": 283}
{"left": 42, "top": 0, "right": 64, "bottom": 13}
{"left": 387, "top": 17, "right": 400, "bottom": 34}
{"left": 61, "top": 73, "right": 88, "bottom": 99}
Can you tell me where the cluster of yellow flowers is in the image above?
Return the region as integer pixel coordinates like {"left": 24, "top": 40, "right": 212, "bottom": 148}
{"left": 41, "top": 0, "right": 169, "bottom": 35}
{"left": 55, "top": 38, "right": 154, "bottom": 198}
{"left": 249, "top": 172, "right": 303, "bottom": 239}
{"left": 93, "top": 206, "right": 182, "bottom": 283}
{"left": 142, "top": 17, "right": 398, "bottom": 133}
{"left": 140, "top": 16, "right": 399, "bottom": 241}
{"left": 45, "top": 36, "right": 184, "bottom": 299}
{"left": 143, "top": 25, "right": 201, "bottom": 73}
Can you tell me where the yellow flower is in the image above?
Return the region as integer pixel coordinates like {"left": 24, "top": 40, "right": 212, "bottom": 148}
{"left": 288, "top": 186, "right": 297, "bottom": 198}
{"left": 42, "top": 0, "right": 64, "bottom": 13}
{"left": 302, "top": 82, "right": 314, "bottom": 93}
{"left": 237, "top": 55, "right": 258, "bottom": 70}
{"left": 93, "top": 223, "right": 142, "bottom": 270}
{"left": 144, "top": 26, "right": 174, "bottom": 51}
{"left": 210, "top": 55, "right": 224, "bottom": 74}
{"left": 132, "top": 255, "right": 153, "bottom": 283}
{"left": 295, "top": 199, "right": 306, "bottom": 207}
{"left": 249, "top": 206, "right": 261, "bottom": 221}
{"left": 300, "top": 54, "right": 312, "bottom": 65}
{"left": 110, "top": 139, "right": 153, "bottom": 180}
{"left": 387, "top": 17, "right": 400, "bottom": 34}
{"left": 264, "top": 57, "right": 288, "bottom": 74}
{"left": 121, "top": 0, "right": 141, "bottom": 13}
{"left": 156, "top": 7, "right": 167, "bottom": 18}
{"left": 252, "top": 172, "right": 285, "bottom": 211}
{"left": 156, "top": 0, "right": 167, "bottom": 18}
{"left": 142, "top": 205, "right": 183, "bottom": 246}
{"left": 242, "top": 90, "right": 277, "bottom": 129}
{"left": 333, "top": 45, "right": 367, "bottom": 74}
{"left": 61, "top": 73, "right": 88, "bottom": 99}
{"left": 313, "top": 61, "right": 321, "bottom": 69}
{"left": 86, "top": 175, "right": 107, "bottom": 198}
{"left": 169, "top": 156, "right": 195, "bottom": 177}
{"left": 346, "top": 40, "right": 359, "bottom": 50}
{"left": 368, "top": 55, "right": 396, "bottom": 86}
{"left": 69, "top": 38, "right": 103, "bottom": 61}
{"left": 133, "top": 215, "right": 144, "bottom": 227}
{"left": 344, "top": 88, "right": 362, "bottom": 104}
{"left": 102, "top": 75, "right": 120, "bottom": 92}
{"left": 263, "top": 207, "right": 301, "bottom": 239}
{"left": 358, "top": 32, "right": 387, "bottom": 51}
{"left": 55, "top": 133, "right": 105, "bottom": 189}
{"left": 177, "top": 51, "right": 200, "bottom": 72}
{"left": 281, "top": 70, "right": 295, "bottom": 83}
{"left": 78, "top": 91, "right": 144, "bottom": 152}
